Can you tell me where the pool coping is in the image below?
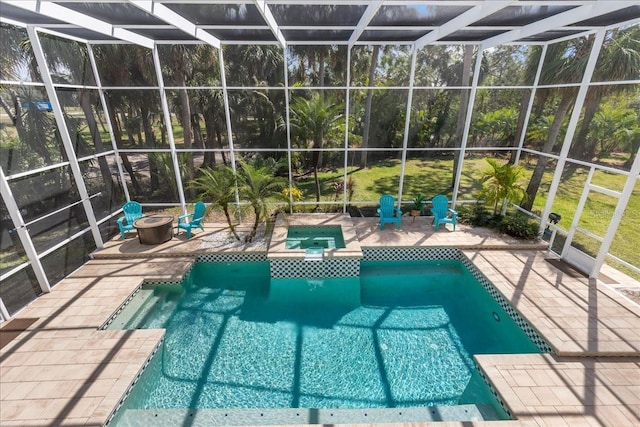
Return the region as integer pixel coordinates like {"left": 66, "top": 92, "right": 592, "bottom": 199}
{"left": 102, "top": 248, "right": 553, "bottom": 425}
{"left": 268, "top": 213, "right": 363, "bottom": 259}
{"left": 2, "top": 221, "right": 639, "bottom": 427}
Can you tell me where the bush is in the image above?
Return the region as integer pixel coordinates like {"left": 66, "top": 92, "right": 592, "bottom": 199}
{"left": 457, "top": 203, "right": 498, "bottom": 227}
{"left": 498, "top": 214, "right": 540, "bottom": 240}
{"left": 458, "top": 204, "right": 540, "bottom": 240}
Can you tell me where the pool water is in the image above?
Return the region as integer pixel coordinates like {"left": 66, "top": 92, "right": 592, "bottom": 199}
{"left": 111, "top": 260, "right": 541, "bottom": 425}
{"left": 285, "top": 225, "right": 346, "bottom": 249}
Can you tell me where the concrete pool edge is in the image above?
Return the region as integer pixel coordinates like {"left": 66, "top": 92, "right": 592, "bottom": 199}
{"left": 268, "top": 213, "right": 363, "bottom": 260}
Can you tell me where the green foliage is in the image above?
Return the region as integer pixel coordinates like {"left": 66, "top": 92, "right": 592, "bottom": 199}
{"left": 282, "top": 186, "right": 304, "bottom": 202}
{"left": 236, "top": 159, "right": 288, "bottom": 242}
{"left": 479, "top": 158, "right": 527, "bottom": 215}
{"left": 457, "top": 203, "right": 539, "bottom": 240}
{"left": 498, "top": 214, "right": 541, "bottom": 241}
{"left": 457, "top": 203, "right": 499, "bottom": 228}
{"left": 188, "top": 165, "right": 241, "bottom": 241}
{"left": 412, "top": 193, "right": 426, "bottom": 211}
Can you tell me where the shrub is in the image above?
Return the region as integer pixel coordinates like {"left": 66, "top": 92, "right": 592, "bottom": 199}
{"left": 499, "top": 214, "right": 540, "bottom": 240}
{"left": 457, "top": 203, "right": 496, "bottom": 227}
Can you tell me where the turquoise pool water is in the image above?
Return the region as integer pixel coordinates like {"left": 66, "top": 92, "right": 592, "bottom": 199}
{"left": 285, "top": 225, "right": 346, "bottom": 249}
{"left": 110, "top": 260, "right": 541, "bottom": 425}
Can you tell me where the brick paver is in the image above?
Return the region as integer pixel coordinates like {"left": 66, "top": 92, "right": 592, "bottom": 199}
{"left": 1, "top": 218, "right": 638, "bottom": 427}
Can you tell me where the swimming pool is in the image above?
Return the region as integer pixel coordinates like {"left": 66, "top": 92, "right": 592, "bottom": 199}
{"left": 285, "top": 225, "right": 346, "bottom": 249}
{"left": 108, "top": 258, "right": 543, "bottom": 425}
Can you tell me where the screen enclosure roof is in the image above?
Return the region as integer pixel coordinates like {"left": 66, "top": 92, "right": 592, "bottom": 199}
{"left": 1, "top": 1, "right": 640, "bottom": 48}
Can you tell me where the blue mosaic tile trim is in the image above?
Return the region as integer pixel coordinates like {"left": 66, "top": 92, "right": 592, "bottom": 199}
{"left": 196, "top": 252, "right": 268, "bottom": 263}
{"left": 476, "top": 363, "right": 512, "bottom": 420}
{"left": 362, "top": 247, "right": 459, "bottom": 261}
{"left": 362, "top": 247, "right": 552, "bottom": 354}
{"left": 105, "top": 337, "right": 164, "bottom": 426}
{"left": 271, "top": 258, "right": 360, "bottom": 278}
{"left": 458, "top": 254, "right": 554, "bottom": 354}
{"left": 143, "top": 280, "right": 182, "bottom": 286}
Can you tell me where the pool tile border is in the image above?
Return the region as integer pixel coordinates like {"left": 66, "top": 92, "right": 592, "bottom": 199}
{"left": 100, "top": 279, "right": 185, "bottom": 330}
{"left": 458, "top": 255, "right": 553, "bottom": 354}
{"left": 105, "top": 337, "right": 165, "bottom": 426}
{"left": 103, "top": 247, "right": 554, "bottom": 425}
{"left": 361, "top": 247, "right": 553, "bottom": 353}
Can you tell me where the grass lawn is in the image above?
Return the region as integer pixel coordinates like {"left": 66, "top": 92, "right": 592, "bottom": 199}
{"left": 293, "top": 157, "right": 639, "bottom": 275}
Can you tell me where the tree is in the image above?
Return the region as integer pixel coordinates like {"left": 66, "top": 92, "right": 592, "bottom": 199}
{"left": 188, "top": 166, "right": 241, "bottom": 241}
{"left": 567, "top": 26, "right": 640, "bottom": 164}
{"left": 236, "top": 160, "right": 287, "bottom": 243}
{"left": 288, "top": 93, "right": 344, "bottom": 209}
{"left": 520, "top": 37, "right": 593, "bottom": 211}
{"left": 479, "top": 158, "right": 527, "bottom": 215}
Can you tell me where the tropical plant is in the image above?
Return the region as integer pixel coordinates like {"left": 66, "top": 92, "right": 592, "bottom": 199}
{"left": 499, "top": 214, "right": 540, "bottom": 240}
{"left": 288, "top": 93, "right": 344, "bottom": 209}
{"left": 188, "top": 166, "right": 241, "bottom": 241}
{"left": 236, "top": 160, "right": 287, "bottom": 243}
{"left": 412, "top": 193, "right": 426, "bottom": 213}
{"left": 282, "top": 186, "right": 304, "bottom": 212}
{"left": 480, "top": 158, "right": 527, "bottom": 215}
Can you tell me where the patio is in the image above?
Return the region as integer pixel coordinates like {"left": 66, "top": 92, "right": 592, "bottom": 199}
{"left": 1, "top": 218, "right": 638, "bottom": 426}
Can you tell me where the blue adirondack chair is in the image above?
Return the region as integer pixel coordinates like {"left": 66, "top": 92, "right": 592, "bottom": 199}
{"left": 177, "top": 201, "right": 206, "bottom": 239}
{"left": 431, "top": 194, "right": 457, "bottom": 231}
{"left": 117, "top": 201, "right": 143, "bottom": 239}
{"left": 377, "top": 194, "right": 402, "bottom": 230}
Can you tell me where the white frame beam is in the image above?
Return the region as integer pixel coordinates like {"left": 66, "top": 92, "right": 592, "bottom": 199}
{"left": 0, "top": 168, "right": 51, "bottom": 294}
{"left": 482, "top": 2, "right": 633, "bottom": 49}
{"left": 349, "top": 0, "right": 383, "bottom": 46}
{"left": 5, "top": 1, "right": 155, "bottom": 48}
{"left": 452, "top": 47, "right": 484, "bottom": 209}
{"left": 397, "top": 46, "right": 418, "bottom": 208}
{"left": 86, "top": 44, "right": 131, "bottom": 203}
{"left": 151, "top": 45, "right": 188, "bottom": 215}
{"left": 27, "top": 26, "right": 105, "bottom": 249}
{"left": 415, "top": 1, "right": 514, "bottom": 48}
{"left": 591, "top": 150, "right": 640, "bottom": 278}
{"left": 253, "top": 0, "right": 287, "bottom": 47}
{"left": 127, "top": 0, "right": 221, "bottom": 49}
{"left": 538, "top": 29, "right": 606, "bottom": 254}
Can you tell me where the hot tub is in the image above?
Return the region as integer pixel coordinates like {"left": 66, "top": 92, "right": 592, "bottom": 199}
{"left": 285, "top": 225, "right": 346, "bottom": 250}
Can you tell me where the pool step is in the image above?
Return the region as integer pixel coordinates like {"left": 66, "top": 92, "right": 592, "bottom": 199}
{"left": 114, "top": 404, "right": 500, "bottom": 426}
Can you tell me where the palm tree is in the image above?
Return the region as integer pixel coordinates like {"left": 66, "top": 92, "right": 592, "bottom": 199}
{"left": 567, "top": 26, "right": 640, "bottom": 163}
{"left": 520, "top": 38, "right": 592, "bottom": 211}
{"left": 479, "top": 158, "right": 527, "bottom": 215}
{"left": 236, "top": 160, "right": 287, "bottom": 243}
{"left": 189, "top": 166, "right": 241, "bottom": 241}
{"left": 288, "top": 93, "right": 344, "bottom": 209}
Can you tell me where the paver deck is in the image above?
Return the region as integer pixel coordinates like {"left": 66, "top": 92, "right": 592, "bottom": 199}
{"left": 1, "top": 216, "right": 638, "bottom": 427}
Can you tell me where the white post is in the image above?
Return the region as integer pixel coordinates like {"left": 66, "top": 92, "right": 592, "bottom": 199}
{"left": 451, "top": 47, "right": 484, "bottom": 209}
{"left": 398, "top": 45, "right": 418, "bottom": 208}
{"left": 513, "top": 44, "right": 547, "bottom": 165}
{"left": 27, "top": 26, "right": 104, "bottom": 249}
{"left": 538, "top": 30, "right": 606, "bottom": 237}
{"left": 342, "top": 46, "right": 352, "bottom": 214}
{"left": 0, "top": 298, "right": 10, "bottom": 321}
{"left": 86, "top": 44, "right": 131, "bottom": 202}
{"left": 590, "top": 149, "right": 640, "bottom": 278}
{"left": 0, "top": 168, "right": 51, "bottom": 293}
{"left": 219, "top": 48, "right": 240, "bottom": 208}
{"left": 283, "top": 46, "right": 294, "bottom": 214}
{"left": 152, "top": 45, "right": 187, "bottom": 216}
